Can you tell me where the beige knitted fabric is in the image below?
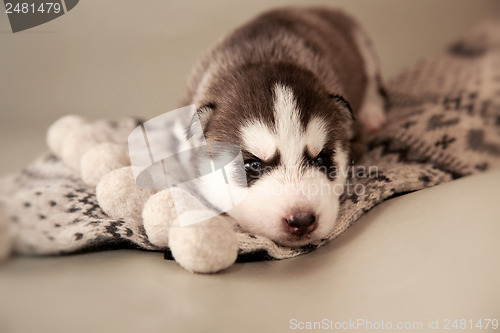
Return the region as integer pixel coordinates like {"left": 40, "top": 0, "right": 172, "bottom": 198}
{"left": 1, "top": 22, "right": 499, "bottom": 261}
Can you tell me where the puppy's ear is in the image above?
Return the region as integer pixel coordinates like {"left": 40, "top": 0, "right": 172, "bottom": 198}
{"left": 329, "top": 94, "right": 354, "bottom": 121}
{"left": 196, "top": 103, "right": 215, "bottom": 129}
{"left": 186, "top": 103, "right": 215, "bottom": 139}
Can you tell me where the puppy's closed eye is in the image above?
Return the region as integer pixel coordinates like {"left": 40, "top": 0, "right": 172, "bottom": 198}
{"left": 244, "top": 159, "right": 262, "bottom": 172}
{"left": 312, "top": 152, "right": 330, "bottom": 167}
{"left": 243, "top": 157, "right": 263, "bottom": 185}
{"left": 304, "top": 149, "right": 337, "bottom": 181}
{"left": 242, "top": 151, "right": 281, "bottom": 185}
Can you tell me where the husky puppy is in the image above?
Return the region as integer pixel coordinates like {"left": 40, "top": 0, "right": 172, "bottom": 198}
{"left": 180, "top": 7, "right": 387, "bottom": 246}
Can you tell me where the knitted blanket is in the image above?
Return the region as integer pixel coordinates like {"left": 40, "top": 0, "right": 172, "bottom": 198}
{"left": 1, "top": 22, "right": 499, "bottom": 262}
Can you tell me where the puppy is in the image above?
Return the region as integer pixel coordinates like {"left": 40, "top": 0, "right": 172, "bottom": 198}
{"left": 180, "top": 7, "right": 387, "bottom": 247}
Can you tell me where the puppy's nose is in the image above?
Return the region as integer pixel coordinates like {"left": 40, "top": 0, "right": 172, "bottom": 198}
{"left": 286, "top": 213, "right": 316, "bottom": 236}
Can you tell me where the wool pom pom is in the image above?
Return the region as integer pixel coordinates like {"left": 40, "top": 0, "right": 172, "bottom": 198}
{"left": 81, "top": 143, "right": 130, "bottom": 186}
{"left": 142, "top": 190, "right": 177, "bottom": 248}
{"left": 168, "top": 214, "right": 238, "bottom": 273}
{"left": 46, "top": 115, "right": 89, "bottom": 157}
{"left": 96, "top": 166, "right": 155, "bottom": 222}
{"left": 60, "top": 124, "right": 113, "bottom": 171}
{"left": 94, "top": 118, "right": 140, "bottom": 145}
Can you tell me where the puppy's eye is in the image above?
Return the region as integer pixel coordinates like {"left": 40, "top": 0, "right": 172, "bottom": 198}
{"left": 314, "top": 154, "right": 329, "bottom": 167}
{"left": 244, "top": 160, "right": 261, "bottom": 172}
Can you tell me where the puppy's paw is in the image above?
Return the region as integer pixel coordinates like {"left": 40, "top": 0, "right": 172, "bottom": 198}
{"left": 358, "top": 103, "right": 387, "bottom": 134}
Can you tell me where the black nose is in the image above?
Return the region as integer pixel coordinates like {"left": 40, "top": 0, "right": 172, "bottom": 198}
{"left": 286, "top": 213, "right": 317, "bottom": 236}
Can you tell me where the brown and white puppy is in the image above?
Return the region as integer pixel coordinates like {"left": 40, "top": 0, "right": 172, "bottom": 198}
{"left": 180, "top": 7, "right": 387, "bottom": 246}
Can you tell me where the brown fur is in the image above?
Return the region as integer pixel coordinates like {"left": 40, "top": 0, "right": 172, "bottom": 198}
{"left": 181, "top": 7, "right": 372, "bottom": 161}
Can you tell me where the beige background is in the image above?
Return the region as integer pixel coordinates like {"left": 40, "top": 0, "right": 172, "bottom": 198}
{"left": 1, "top": 0, "right": 499, "bottom": 174}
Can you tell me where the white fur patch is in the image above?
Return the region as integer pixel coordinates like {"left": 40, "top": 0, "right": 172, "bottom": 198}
{"left": 239, "top": 121, "right": 277, "bottom": 160}
{"left": 240, "top": 84, "right": 308, "bottom": 165}
{"left": 273, "top": 84, "right": 304, "bottom": 167}
{"left": 305, "top": 117, "right": 328, "bottom": 157}
{"left": 334, "top": 141, "right": 349, "bottom": 186}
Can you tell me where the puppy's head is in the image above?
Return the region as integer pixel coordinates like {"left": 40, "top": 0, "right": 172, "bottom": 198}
{"left": 193, "top": 63, "right": 353, "bottom": 246}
